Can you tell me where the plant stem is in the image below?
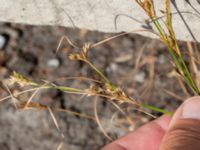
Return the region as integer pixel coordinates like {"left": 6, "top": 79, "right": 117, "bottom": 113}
{"left": 141, "top": 103, "right": 173, "bottom": 115}
{"left": 166, "top": 46, "right": 200, "bottom": 95}
{"left": 36, "top": 84, "right": 83, "bottom": 93}
{"left": 84, "top": 59, "right": 116, "bottom": 88}
{"left": 152, "top": 19, "right": 200, "bottom": 95}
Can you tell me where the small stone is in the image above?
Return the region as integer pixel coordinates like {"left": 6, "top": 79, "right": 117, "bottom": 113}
{"left": 47, "top": 58, "right": 60, "bottom": 68}
{"left": 109, "top": 63, "right": 118, "bottom": 72}
{"left": 134, "top": 71, "right": 145, "bottom": 83}
{"left": 0, "top": 34, "right": 6, "bottom": 49}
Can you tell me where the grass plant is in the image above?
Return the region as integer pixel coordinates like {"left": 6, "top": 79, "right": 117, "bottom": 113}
{"left": 0, "top": 0, "right": 199, "bottom": 144}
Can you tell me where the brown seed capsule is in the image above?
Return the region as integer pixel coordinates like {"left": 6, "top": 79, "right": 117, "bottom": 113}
{"left": 135, "top": 0, "right": 156, "bottom": 18}
{"left": 69, "top": 53, "right": 83, "bottom": 61}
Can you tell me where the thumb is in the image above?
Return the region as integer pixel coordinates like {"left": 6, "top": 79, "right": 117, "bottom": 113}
{"left": 160, "top": 96, "right": 200, "bottom": 150}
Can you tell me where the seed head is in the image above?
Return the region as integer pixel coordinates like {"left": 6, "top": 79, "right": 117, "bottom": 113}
{"left": 82, "top": 43, "right": 91, "bottom": 55}
{"left": 9, "top": 71, "right": 35, "bottom": 87}
{"left": 136, "top": 0, "right": 156, "bottom": 18}
{"left": 69, "top": 53, "right": 84, "bottom": 61}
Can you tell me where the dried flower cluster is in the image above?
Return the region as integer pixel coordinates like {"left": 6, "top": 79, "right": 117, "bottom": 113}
{"left": 9, "top": 71, "right": 36, "bottom": 87}
{"left": 135, "top": 0, "right": 156, "bottom": 18}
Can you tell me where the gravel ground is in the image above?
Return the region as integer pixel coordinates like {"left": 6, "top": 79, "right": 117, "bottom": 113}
{"left": 0, "top": 23, "right": 196, "bottom": 150}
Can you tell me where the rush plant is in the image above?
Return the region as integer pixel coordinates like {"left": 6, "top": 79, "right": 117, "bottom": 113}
{"left": 1, "top": 0, "right": 199, "bottom": 131}
{"left": 135, "top": 0, "right": 200, "bottom": 95}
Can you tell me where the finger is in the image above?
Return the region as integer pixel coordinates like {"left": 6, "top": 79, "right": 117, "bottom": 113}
{"left": 102, "top": 115, "right": 171, "bottom": 150}
{"left": 160, "top": 96, "right": 200, "bottom": 150}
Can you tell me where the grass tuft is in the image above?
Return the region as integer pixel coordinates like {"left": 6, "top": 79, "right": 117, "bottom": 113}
{"left": 2, "top": 0, "right": 200, "bottom": 142}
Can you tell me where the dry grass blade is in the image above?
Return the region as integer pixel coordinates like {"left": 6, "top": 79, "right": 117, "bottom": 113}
{"left": 0, "top": 88, "right": 40, "bottom": 102}
{"left": 94, "top": 97, "right": 113, "bottom": 141}
{"left": 48, "top": 107, "right": 61, "bottom": 131}
{"left": 3, "top": 83, "right": 18, "bottom": 108}
{"left": 56, "top": 35, "right": 80, "bottom": 53}
{"left": 56, "top": 142, "right": 64, "bottom": 150}
{"left": 92, "top": 29, "right": 158, "bottom": 48}
{"left": 187, "top": 42, "right": 200, "bottom": 88}
{"left": 140, "top": 56, "right": 155, "bottom": 99}
{"left": 23, "top": 88, "right": 40, "bottom": 110}
{"left": 56, "top": 108, "right": 95, "bottom": 120}
{"left": 18, "top": 101, "right": 95, "bottom": 121}
{"left": 120, "top": 41, "right": 147, "bottom": 82}
{"left": 177, "top": 76, "right": 191, "bottom": 97}
{"left": 162, "top": 88, "right": 184, "bottom": 101}
{"left": 48, "top": 107, "right": 65, "bottom": 143}
{"left": 109, "top": 101, "right": 134, "bottom": 126}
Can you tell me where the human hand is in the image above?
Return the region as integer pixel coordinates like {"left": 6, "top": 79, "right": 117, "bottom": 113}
{"left": 102, "top": 96, "right": 200, "bottom": 150}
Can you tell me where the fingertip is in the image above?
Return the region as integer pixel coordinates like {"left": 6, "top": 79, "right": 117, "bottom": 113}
{"left": 155, "top": 115, "right": 172, "bottom": 131}
{"left": 169, "top": 96, "right": 200, "bottom": 127}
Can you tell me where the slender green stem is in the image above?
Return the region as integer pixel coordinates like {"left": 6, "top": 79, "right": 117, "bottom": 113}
{"left": 34, "top": 82, "right": 173, "bottom": 115}
{"left": 167, "top": 46, "right": 200, "bottom": 95}
{"left": 179, "top": 56, "right": 200, "bottom": 94}
{"left": 49, "top": 85, "right": 83, "bottom": 93}
{"left": 84, "top": 59, "right": 116, "bottom": 88}
{"left": 34, "top": 84, "right": 83, "bottom": 93}
{"left": 153, "top": 18, "right": 167, "bottom": 39}
{"left": 152, "top": 18, "right": 200, "bottom": 95}
{"left": 43, "top": 84, "right": 173, "bottom": 115}
{"left": 141, "top": 103, "right": 173, "bottom": 115}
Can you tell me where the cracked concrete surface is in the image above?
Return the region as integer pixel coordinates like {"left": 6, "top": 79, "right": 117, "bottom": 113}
{"left": 0, "top": 0, "right": 200, "bottom": 41}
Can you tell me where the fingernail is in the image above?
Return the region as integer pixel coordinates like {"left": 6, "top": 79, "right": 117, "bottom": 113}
{"left": 182, "top": 96, "right": 200, "bottom": 119}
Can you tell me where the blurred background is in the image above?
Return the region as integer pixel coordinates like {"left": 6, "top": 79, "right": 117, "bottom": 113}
{"left": 0, "top": 23, "right": 197, "bottom": 150}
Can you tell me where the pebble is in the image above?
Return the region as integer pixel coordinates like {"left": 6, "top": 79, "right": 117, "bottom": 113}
{"left": 0, "top": 34, "right": 6, "bottom": 49}
{"left": 109, "top": 63, "right": 118, "bottom": 72}
{"left": 47, "top": 58, "right": 60, "bottom": 68}
{"left": 134, "top": 71, "right": 145, "bottom": 83}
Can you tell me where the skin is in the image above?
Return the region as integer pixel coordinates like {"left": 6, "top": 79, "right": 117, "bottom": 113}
{"left": 102, "top": 96, "right": 200, "bottom": 150}
{"left": 102, "top": 115, "right": 171, "bottom": 150}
